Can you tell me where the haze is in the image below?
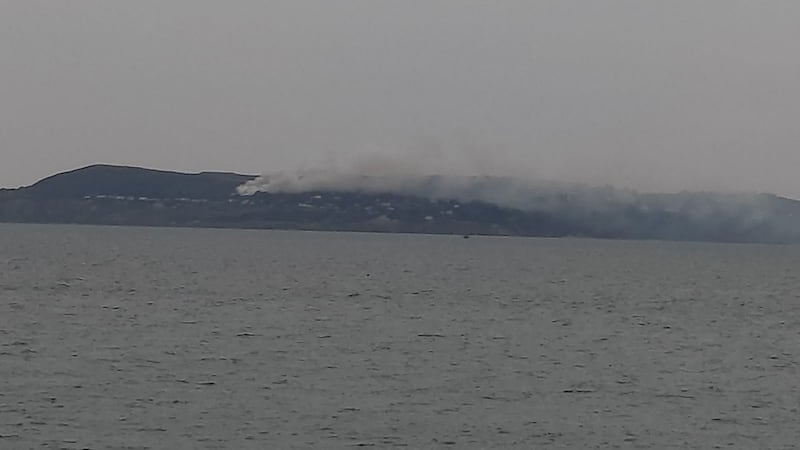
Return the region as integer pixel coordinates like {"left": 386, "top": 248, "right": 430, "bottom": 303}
{"left": 2, "top": 1, "right": 799, "bottom": 198}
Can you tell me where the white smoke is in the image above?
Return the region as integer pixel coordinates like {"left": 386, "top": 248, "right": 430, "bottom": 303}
{"left": 237, "top": 170, "right": 425, "bottom": 196}
{"left": 234, "top": 153, "right": 800, "bottom": 242}
{"left": 236, "top": 166, "right": 638, "bottom": 213}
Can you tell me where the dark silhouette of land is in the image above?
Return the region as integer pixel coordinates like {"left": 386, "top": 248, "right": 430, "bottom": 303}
{"left": 2, "top": 164, "right": 799, "bottom": 243}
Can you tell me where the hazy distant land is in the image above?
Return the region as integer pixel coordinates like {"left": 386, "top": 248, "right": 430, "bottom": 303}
{"left": 1, "top": 164, "right": 799, "bottom": 243}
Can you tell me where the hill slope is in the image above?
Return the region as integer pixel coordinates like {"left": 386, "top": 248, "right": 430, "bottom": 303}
{"left": 2, "top": 164, "right": 800, "bottom": 243}
{"left": 20, "top": 164, "right": 255, "bottom": 199}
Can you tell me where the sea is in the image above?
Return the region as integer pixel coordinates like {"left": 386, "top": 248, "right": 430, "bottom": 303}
{"left": 1, "top": 223, "right": 799, "bottom": 449}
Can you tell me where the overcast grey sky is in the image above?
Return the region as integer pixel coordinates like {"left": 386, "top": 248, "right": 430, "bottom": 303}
{"left": 2, "top": 1, "right": 799, "bottom": 197}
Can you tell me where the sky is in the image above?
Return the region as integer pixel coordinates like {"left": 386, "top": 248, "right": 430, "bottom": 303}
{"left": 2, "top": 1, "right": 799, "bottom": 198}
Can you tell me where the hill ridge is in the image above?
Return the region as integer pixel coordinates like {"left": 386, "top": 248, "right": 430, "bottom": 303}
{"left": 1, "top": 164, "right": 799, "bottom": 243}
